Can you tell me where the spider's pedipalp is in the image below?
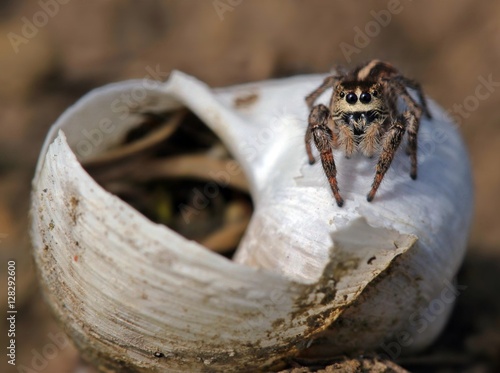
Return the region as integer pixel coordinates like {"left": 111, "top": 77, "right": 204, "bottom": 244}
{"left": 359, "top": 119, "right": 383, "bottom": 157}
{"left": 335, "top": 118, "right": 355, "bottom": 158}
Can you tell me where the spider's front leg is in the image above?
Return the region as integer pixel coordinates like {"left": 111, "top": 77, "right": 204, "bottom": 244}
{"left": 367, "top": 116, "right": 406, "bottom": 202}
{"left": 306, "top": 104, "right": 344, "bottom": 207}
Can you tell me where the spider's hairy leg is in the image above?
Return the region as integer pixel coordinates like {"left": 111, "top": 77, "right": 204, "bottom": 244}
{"left": 367, "top": 117, "right": 406, "bottom": 202}
{"left": 305, "top": 75, "right": 338, "bottom": 109}
{"left": 404, "top": 110, "right": 419, "bottom": 179}
{"left": 308, "top": 104, "right": 344, "bottom": 207}
{"left": 396, "top": 76, "right": 432, "bottom": 119}
{"left": 396, "top": 83, "right": 423, "bottom": 179}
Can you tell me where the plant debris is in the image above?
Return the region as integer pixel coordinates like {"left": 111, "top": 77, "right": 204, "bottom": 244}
{"left": 83, "top": 110, "right": 253, "bottom": 256}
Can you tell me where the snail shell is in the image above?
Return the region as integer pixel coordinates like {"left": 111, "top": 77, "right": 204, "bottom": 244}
{"left": 31, "top": 71, "right": 473, "bottom": 372}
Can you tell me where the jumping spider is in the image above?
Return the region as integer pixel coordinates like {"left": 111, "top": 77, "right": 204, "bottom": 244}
{"left": 305, "top": 60, "right": 431, "bottom": 207}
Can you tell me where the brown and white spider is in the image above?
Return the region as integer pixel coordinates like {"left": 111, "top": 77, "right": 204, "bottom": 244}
{"left": 305, "top": 59, "right": 431, "bottom": 207}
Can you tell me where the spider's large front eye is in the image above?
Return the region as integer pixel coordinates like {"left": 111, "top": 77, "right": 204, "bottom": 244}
{"left": 346, "top": 92, "right": 357, "bottom": 104}
{"left": 360, "top": 92, "right": 371, "bottom": 104}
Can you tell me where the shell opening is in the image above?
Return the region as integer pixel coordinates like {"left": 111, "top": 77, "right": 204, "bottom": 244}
{"left": 82, "top": 109, "right": 254, "bottom": 257}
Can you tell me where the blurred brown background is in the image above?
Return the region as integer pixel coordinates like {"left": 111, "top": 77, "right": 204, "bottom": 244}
{"left": 1, "top": 1, "right": 499, "bottom": 372}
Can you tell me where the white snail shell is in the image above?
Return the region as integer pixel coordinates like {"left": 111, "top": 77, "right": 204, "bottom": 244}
{"left": 31, "top": 71, "right": 473, "bottom": 372}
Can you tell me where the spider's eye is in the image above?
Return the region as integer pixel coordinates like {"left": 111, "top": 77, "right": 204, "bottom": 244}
{"left": 339, "top": 92, "right": 345, "bottom": 98}
{"left": 360, "top": 92, "right": 371, "bottom": 104}
{"left": 346, "top": 92, "right": 357, "bottom": 104}
{"left": 372, "top": 90, "right": 378, "bottom": 97}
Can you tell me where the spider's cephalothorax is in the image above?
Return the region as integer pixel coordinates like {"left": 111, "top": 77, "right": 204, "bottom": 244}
{"left": 305, "top": 60, "right": 431, "bottom": 207}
